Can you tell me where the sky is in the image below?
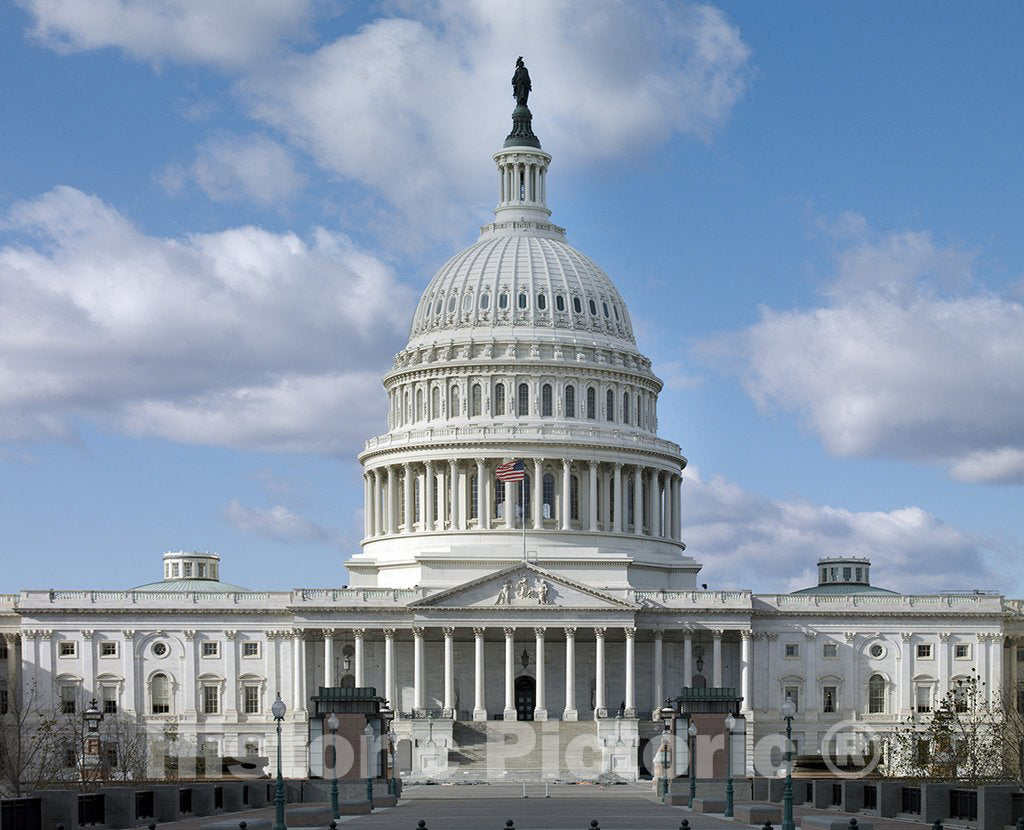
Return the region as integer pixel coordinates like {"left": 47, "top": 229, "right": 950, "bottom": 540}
{"left": 1, "top": 1, "right": 1021, "bottom": 596}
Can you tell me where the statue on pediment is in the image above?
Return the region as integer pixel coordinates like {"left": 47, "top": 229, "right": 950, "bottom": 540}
{"left": 496, "top": 580, "right": 513, "bottom": 604}
{"left": 537, "top": 580, "right": 550, "bottom": 604}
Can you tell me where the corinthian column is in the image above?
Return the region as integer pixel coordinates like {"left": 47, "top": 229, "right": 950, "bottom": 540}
{"left": 561, "top": 459, "right": 572, "bottom": 530}
{"left": 533, "top": 458, "right": 543, "bottom": 529}
{"left": 624, "top": 627, "right": 636, "bottom": 717}
{"left": 503, "top": 627, "right": 516, "bottom": 720}
{"left": 534, "top": 627, "right": 547, "bottom": 721}
{"left": 443, "top": 627, "right": 455, "bottom": 718}
{"left": 473, "top": 627, "right": 487, "bottom": 721}
{"left": 564, "top": 627, "right": 577, "bottom": 721}
{"left": 588, "top": 461, "right": 598, "bottom": 532}
{"left": 594, "top": 627, "right": 607, "bottom": 718}
{"left": 424, "top": 461, "right": 435, "bottom": 531}
{"left": 612, "top": 464, "right": 623, "bottom": 533}
{"left": 632, "top": 466, "right": 643, "bottom": 535}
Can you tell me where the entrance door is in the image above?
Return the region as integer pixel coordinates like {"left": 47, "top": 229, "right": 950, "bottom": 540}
{"left": 514, "top": 676, "right": 536, "bottom": 721}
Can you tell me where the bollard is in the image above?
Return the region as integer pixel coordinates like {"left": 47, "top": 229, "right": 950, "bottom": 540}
{"left": 849, "top": 821, "right": 858, "bottom": 830}
{"left": 367, "top": 776, "right": 374, "bottom": 808}
{"left": 239, "top": 822, "right": 247, "bottom": 830}
{"left": 763, "top": 822, "right": 774, "bottom": 830}
{"left": 679, "top": 821, "right": 690, "bottom": 830}
{"left": 505, "top": 821, "right": 515, "bottom": 830}
{"left": 589, "top": 821, "right": 600, "bottom": 830}
{"left": 330, "top": 822, "right": 337, "bottom": 830}
{"left": 932, "top": 821, "right": 943, "bottom": 830}
{"left": 417, "top": 821, "right": 428, "bottom": 829}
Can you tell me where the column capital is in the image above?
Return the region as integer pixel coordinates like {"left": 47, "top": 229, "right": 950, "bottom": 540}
{"left": 412, "top": 626, "right": 425, "bottom": 638}
{"left": 184, "top": 630, "right": 196, "bottom": 641}
{"left": 322, "top": 628, "right": 336, "bottom": 638}
{"left": 564, "top": 626, "right": 577, "bottom": 637}
{"left": 901, "top": 631, "right": 913, "bottom": 643}
{"left": 81, "top": 629, "right": 95, "bottom": 639}
{"left": 473, "top": 626, "right": 487, "bottom": 637}
{"left": 442, "top": 626, "right": 456, "bottom": 637}
{"left": 382, "top": 627, "right": 396, "bottom": 639}
{"left": 533, "top": 627, "right": 547, "bottom": 638}
{"left": 939, "top": 632, "right": 952, "bottom": 642}
{"left": 588, "top": 459, "right": 598, "bottom": 469}
{"left": 425, "top": 459, "right": 434, "bottom": 472}
{"left": 225, "top": 630, "right": 237, "bottom": 640}
{"left": 844, "top": 631, "right": 858, "bottom": 643}
{"left": 402, "top": 461, "right": 412, "bottom": 471}
{"left": 765, "top": 631, "right": 779, "bottom": 641}
{"left": 805, "top": 630, "right": 818, "bottom": 640}
{"left": 449, "top": 458, "right": 459, "bottom": 470}
{"left": 652, "top": 628, "right": 664, "bottom": 639}
{"left": 120, "top": 630, "right": 134, "bottom": 641}
{"left": 740, "top": 629, "right": 753, "bottom": 641}
{"left": 594, "top": 626, "right": 606, "bottom": 638}
{"left": 712, "top": 628, "right": 724, "bottom": 640}
{"left": 503, "top": 626, "right": 516, "bottom": 638}
{"left": 623, "top": 627, "right": 636, "bottom": 639}
{"left": 352, "top": 628, "right": 366, "bottom": 638}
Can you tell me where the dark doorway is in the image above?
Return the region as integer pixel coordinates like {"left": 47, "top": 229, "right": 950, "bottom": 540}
{"left": 515, "top": 675, "right": 536, "bottom": 721}
{"left": 637, "top": 737, "right": 652, "bottom": 778}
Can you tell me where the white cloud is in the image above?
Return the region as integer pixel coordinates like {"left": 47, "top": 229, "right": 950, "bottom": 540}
{"left": 682, "top": 468, "right": 1002, "bottom": 594}
{"left": 184, "top": 133, "right": 306, "bottom": 206}
{"left": 239, "top": 1, "right": 752, "bottom": 239}
{"left": 17, "top": 0, "right": 314, "bottom": 69}
{"left": 699, "top": 221, "right": 1024, "bottom": 484}
{"left": 224, "top": 499, "right": 338, "bottom": 545}
{"left": 0, "top": 186, "right": 412, "bottom": 452}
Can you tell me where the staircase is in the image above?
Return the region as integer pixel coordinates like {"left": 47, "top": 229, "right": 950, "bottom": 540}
{"left": 448, "top": 720, "right": 603, "bottom": 782}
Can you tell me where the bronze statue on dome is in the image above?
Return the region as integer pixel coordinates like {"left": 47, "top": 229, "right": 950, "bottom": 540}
{"left": 512, "top": 57, "right": 532, "bottom": 107}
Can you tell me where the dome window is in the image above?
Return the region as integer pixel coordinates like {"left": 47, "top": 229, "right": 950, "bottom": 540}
{"left": 537, "top": 293, "right": 547, "bottom": 310}
{"left": 450, "top": 386, "right": 460, "bottom": 417}
{"left": 434, "top": 299, "right": 442, "bottom": 317}
{"left": 480, "top": 293, "right": 490, "bottom": 310}
{"left": 623, "top": 391, "right": 630, "bottom": 425}
{"left": 463, "top": 293, "right": 473, "bottom": 311}
{"left": 573, "top": 296, "right": 582, "bottom": 314}
{"left": 589, "top": 299, "right": 597, "bottom": 316}
{"left": 494, "top": 383, "right": 506, "bottom": 415}
{"left": 586, "top": 387, "right": 596, "bottom": 419}
{"left": 471, "top": 384, "right": 482, "bottom": 417}
{"left": 517, "top": 292, "right": 528, "bottom": 310}
{"left": 613, "top": 304, "right": 620, "bottom": 321}
{"left": 498, "top": 292, "right": 509, "bottom": 310}
{"left": 555, "top": 294, "right": 565, "bottom": 312}
{"left": 447, "top": 295, "right": 457, "bottom": 313}
{"left": 541, "top": 383, "right": 553, "bottom": 416}
{"left": 602, "top": 302, "right": 610, "bottom": 318}
{"left": 517, "top": 383, "right": 529, "bottom": 416}
{"left": 565, "top": 385, "right": 576, "bottom": 418}
{"left": 606, "top": 389, "right": 614, "bottom": 421}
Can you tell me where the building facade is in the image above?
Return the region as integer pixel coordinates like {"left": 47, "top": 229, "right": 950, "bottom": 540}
{"left": 2, "top": 87, "right": 1022, "bottom": 782}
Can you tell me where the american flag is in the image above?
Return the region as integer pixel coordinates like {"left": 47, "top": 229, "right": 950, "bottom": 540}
{"left": 495, "top": 459, "right": 526, "bottom": 482}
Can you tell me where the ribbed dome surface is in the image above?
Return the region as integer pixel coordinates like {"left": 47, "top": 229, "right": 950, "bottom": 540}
{"left": 408, "top": 233, "right": 636, "bottom": 348}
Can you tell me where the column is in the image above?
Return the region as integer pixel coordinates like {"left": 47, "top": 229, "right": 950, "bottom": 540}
{"left": 363, "top": 474, "right": 373, "bottom": 538}
{"left": 534, "top": 628, "right": 547, "bottom": 721}
{"left": 632, "top": 466, "right": 643, "bottom": 535}
{"left": 184, "top": 630, "right": 197, "bottom": 714}
{"left": 457, "top": 464, "right": 468, "bottom": 531}
{"left": 386, "top": 467, "right": 397, "bottom": 534}
{"left": 324, "top": 629, "right": 335, "bottom": 688}
{"left": 476, "top": 459, "right": 489, "bottom": 529}
{"left": 662, "top": 472, "right": 672, "bottom": 538}
{"left": 978, "top": 634, "right": 991, "bottom": 704}
{"left": 82, "top": 629, "right": 95, "bottom": 696}
{"left": 671, "top": 474, "right": 681, "bottom": 540}
{"left": 533, "top": 458, "right": 543, "bottom": 529}
{"left": 224, "top": 630, "right": 238, "bottom": 715}
{"left": 938, "top": 632, "right": 950, "bottom": 698}
{"left": 647, "top": 468, "right": 658, "bottom": 535}
{"left": 5, "top": 634, "right": 20, "bottom": 711}
{"left": 588, "top": 461, "right": 599, "bottom": 532}
{"left": 713, "top": 630, "right": 723, "bottom": 687}
{"left": 612, "top": 464, "right": 623, "bottom": 533}
{"left": 413, "top": 627, "right": 425, "bottom": 714}
{"left": 353, "top": 629, "right": 365, "bottom": 687}
{"left": 425, "top": 461, "right": 435, "bottom": 531}
{"left": 437, "top": 464, "right": 448, "bottom": 529}
{"left": 416, "top": 466, "right": 426, "bottom": 530}
{"left": 653, "top": 631, "right": 663, "bottom": 714}
{"left": 741, "top": 631, "right": 752, "bottom": 712}
{"left": 449, "top": 460, "right": 459, "bottom": 531}
{"left": 443, "top": 627, "right": 455, "bottom": 717}
{"left": 292, "top": 630, "right": 306, "bottom": 712}
{"left": 594, "top": 627, "right": 607, "bottom": 717}
{"left": 561, "top": 459, "right": 572, "bottom": 530}
{"left": 564, "top": 628, "right": 577, "bottom": 721}
{"left": 504, "top": 474, "right": 515, "bottom": 529}
{"left": 504, "top": 627, "right": 517, "bottom": 720}
{"left": 473, "top": 627, "right": 487, "bottom": 721}
{"left": 624, "top": 627, "right": 636, "bottom": 717}
{"left": 601, "top": 467, "right": 611, "bottom": 531}
{"left": 899, "top": 633, "right": 913, "bottom": 713}
{"left": 683, "top": 631, "right": 693, "bottom": 688}
{"left": 120, "top": 631, "right": 135, "bottom": 715}
{"left": 383, "top": 629, "right": 396, "bottom": 709}
{"left": 373, "top": 469, "right": 384, "bottom": 535}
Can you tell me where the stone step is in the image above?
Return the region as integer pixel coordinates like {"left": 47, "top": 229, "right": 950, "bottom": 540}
{"left": 448, "top": 720, "right": 601, "bottom": 781}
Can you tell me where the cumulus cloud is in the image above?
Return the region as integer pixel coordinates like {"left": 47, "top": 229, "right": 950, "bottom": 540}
{"left": 180, "top": 133, "right": 306, "bottom": 206}
{"left": 682, "top": 468, "right": 1002, "bottom": 594}
{"left": 698, "top": 220, "right": 1024, "bottom": 484}
{"left": 224, "top": 499, "right": 339, "bottom": 545}
{"left": 0, "top": 186, "right": 412, "bottom": 452}
{"left": 17, "top": 0, "right": 314, "bottom": 69}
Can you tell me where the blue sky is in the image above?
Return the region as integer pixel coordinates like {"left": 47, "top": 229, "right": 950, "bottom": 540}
{"left": 1, "top": 1, "right": 1021, "bottom": 595}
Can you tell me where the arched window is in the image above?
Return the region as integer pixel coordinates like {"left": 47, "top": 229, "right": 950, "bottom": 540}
{"left": 414, "top": 478, "right": 421, "bottom": 524}
{"left": 565, "top": 385, "right": 576, "bottom": 418}
{"left": 537, "top": 293, "right": 547, "bottom": 310}
{"left": 431, "top": 387, "right": 440, "bottom": 419}
{"left": 494, "top": 383, "right": 506, "bottom": 415}
{"left": 589, "top": 299, "right": 598, "bottom": 315}
{"left": 868, "top": 674, "right": 886, "bottom": 714}
{"left": 555, "top": 294, "right": 565, "bottom": 312}
{"left": 447, "top": 295, "right": 457, "bottom": 313}
{"left": 623, "top": 391, "right": 630, "bottom": 425}
{"left": 602, "top": 301, "right": 610, "bottom": 318}
{"left": 517, "top": 292, "right": 528, "bottom": 310}
{"left": 403, "top": 390, "right": 410, "bottom": 425}
{"left": 541, "top": 383, "right": 553, "bottom": 417}
{"left": 626, "top": 479, "right": 635, "bottom": 528}
{"left": 587, "top": 387, "right": 596, "bottom": 419}
{"left": 471, "top": 384, "right": 482, "bottom": 417}
{"left": 151, "top": 673, "right": 171, "bottom": 714}
{"left": 573, "top": 296, "right": 582, "bottom": 314}
{"left": 606, "top": 389, "right": 615, "bottom": 421}
{"left": 542, "top": 473, "right": 555, "bottom": 520}
{"left": 450, "top": 386, "right": 460, "bottom": 418}
{"left": 480, "top": 292, "right": 490, "bottom": 309}
{"left": 434, "top": 299, "right": 442, "bottom": 318}
{"left": 499, "top": 292, "right": 509, "bottom": 310}
{"left": 463, "top": 293, "right": 473, "bottom": 311}
{"left": 517, "top": 383, "right": 530, "bottom": 416}
{"left": 416, "top": 388, "right": 424, "bottom": 421}
{"left": 570, "top": 475, "right": 579, "bottom": 521}
{"left": 469, "top": 474, "right": 479, "bottom": 520}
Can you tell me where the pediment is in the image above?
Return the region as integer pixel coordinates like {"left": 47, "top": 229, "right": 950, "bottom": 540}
{"left": 408, "top": 563, "right": 638, "bottom": 610}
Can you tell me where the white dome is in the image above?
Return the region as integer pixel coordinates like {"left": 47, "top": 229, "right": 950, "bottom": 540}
{"left": 408, "top": 232, "right": 637, "bottom": 350}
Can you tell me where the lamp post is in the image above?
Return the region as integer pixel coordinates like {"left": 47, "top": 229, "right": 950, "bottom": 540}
{"left": 327, "top": 713, "right": 340, "bottom": 819}
{"left": 387, "top": 728, "right": 398, "bottom": 795}
{"left": 379, "top": 702, "right": 394, "bottom": 796}
{"left": 687, "top": 721, "right": 697, "bottom": 803}
{"left": 82, "top": 698, "right": 103, "bottom": 780}
{"left": 781, "top": 695, "right": 796, "bottom": 830}
{"left": 657, "top": 703, "right": 675, "bottom": 799}
{"left": 271, "top": 694, "right": 287, "bottom": 830}
{"left": 724, "top": 713, "right": 736, "bottom": 818}
{"left": 363, "top": 723, "right": 375, "bottom": 808}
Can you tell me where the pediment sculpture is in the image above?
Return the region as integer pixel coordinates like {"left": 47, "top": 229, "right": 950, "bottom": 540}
{"left": 496, "top": 575, "right": 551, "bottom": 605}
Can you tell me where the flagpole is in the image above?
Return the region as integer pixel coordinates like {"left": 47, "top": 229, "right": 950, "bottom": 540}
{"left": 521, "top": 478, "right": 527, "bottom": 562}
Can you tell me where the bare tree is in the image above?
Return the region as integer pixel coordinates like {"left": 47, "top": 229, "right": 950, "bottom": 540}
{"left": 0, "top": 681, "right": 68, "bottom": 797}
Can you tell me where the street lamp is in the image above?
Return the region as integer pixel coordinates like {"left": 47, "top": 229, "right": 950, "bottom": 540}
{"left": 387, "top": 728, "right": 398, "bottom": 796}
{"left": 378, "top": 702, "right": 394, "bottom": 796}
{"left": 83, "top": 698, "right": 103, "bottom": 779}
{"left": 724, "top": 713, "right": 736, "bottom": 818}
{"left": 271, "top": 694, "right": 287, "bottom": 830}
{"left": 781, "top": 695, "right": 797, "bottom": 830}
{"left": 327, "top": 713, "right": 340, "bottom": 820}
{"left": 687, "top": 721, "right": 698, "bottom": 803}
{"left": 363, "top": 723, "right": 375, "bottom": 807}
{"left": 657, "top": 702, "right": 675, "bottom": 799}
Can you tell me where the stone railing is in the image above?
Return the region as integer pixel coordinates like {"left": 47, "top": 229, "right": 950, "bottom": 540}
{"left": 0, "top": 594, "right": 18, "bottom": 610}
{"left": 292, "top": 588, "right": 425, "bottom": 604}
{"left": 633, "top": 589, "right": 752, "bottom": 608}
{"left": 20, "top": 589, "right": 283, "bottom": 608}
{"left": 759, "top": 593, "right": 1005, "bottom": 612}
{"left": 362, "top": 422, "right": 681, "bottom": 456}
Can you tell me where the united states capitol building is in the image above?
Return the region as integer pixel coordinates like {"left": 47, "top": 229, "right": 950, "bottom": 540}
{"left": 2, "top": 73, "right": 1022, "bottom": 783}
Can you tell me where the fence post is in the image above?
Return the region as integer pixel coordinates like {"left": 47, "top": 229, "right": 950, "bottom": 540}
{"left": 589, "top": 822, "right": 600, "bottom": 830}
{"left": 932, "top": 821, "right": 943, "bottom": 830}
{"left": 505, "top": 821, "right": 515, "bottom": 830}
{"left": 417, "top": 821, "right": 428, "bottom": 830}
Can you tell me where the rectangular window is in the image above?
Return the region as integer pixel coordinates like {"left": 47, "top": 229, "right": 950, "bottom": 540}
{"left": 822, "top": 686, "right": 837, "bottom": 713}
{"left": 954, "top": 644, "right": 970, "bottom": 659}
{"left": 59, "top": 641, "right": 77, "bottom": 657}
{"left": 917, "top": 644, "right": 932, "bottom": 659}
{"left": 203, "top": 685, "right": 219, "bottom": 715}
{"left": 0, "top": 642, "right": 8, "bottom": 660}
{"left": 823, "top": 642, "right": 838, "bottom": 658}
{"left": 60, "top": 685, "right": 77, "bottom": 714}
{"left": 1018, "top": 646, "right": 1024, "bottom": 663}
{"left": 855, "top": 567, "right": 863, "bottom": 581}
{"left": 242, "top": 642, "right": 260, "bottom": 658}
{"left": 184, "top": 562, "right": 193, "bottom": 577}
{"left": 784, "top": 643, "right": 799, "bottom": 658}
{"left": 172, "top": 563, "right": 180, "bottom": 577}
{"left": 100, "top": 641, "right": 117, "bottom": 657}
{"left": 197, "top": 563, "right": 206, "bottom": 578}
{"left": 202, "top": 642, "right": 219, "bottom": 658}
{"left": 0, "top": 688, "right": 8, "bottom": 715}
{"left": 243, "top": 686, "right": 260, "bottom": 714}
{"left": 784, "top": 686, "right": 799, "bottom": 712}
{"left": 244, "top": 740, "right": 260, "bottom": 757}
{"left": 843, "top": 566, "right": 852, "bottom": 580}
{"left": 915, "top": 685, "right": 932, "bottom": 714}
{"left": 102, "top": 685, "right": 117, "bottom": 715}
{"left": 469, "top": 474, "right": 478, "bottom": 520}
